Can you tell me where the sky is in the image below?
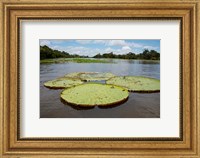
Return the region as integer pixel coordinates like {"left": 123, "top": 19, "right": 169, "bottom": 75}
{"left": 40, "top": 39, "right": 160, "bottom": 57}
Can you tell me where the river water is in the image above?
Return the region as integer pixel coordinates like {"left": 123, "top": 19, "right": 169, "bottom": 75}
{"left": 40, "top": 59, "right": 160, "bottom": 118}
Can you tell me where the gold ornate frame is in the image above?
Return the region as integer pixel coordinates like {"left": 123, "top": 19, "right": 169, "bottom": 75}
{"left": 0, "top": 0, "right": 199, "bottom": 157}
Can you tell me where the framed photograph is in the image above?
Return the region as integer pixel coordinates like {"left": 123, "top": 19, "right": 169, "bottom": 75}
{"left": 0, "top": 0, "right": 199, "bottom": 157}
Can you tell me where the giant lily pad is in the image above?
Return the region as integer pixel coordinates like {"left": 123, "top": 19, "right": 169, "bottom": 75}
{"left": 44, "top": 77, "right": 83, "bottom": 89}
{"left": 64, "top": 72, "right": 82, "bottom": 78}
{"left": 65, "top": 72, "right": 115, "bottom": 81}
{"left": 60, "top": 83, "right": 129, "bottom": 107}
{"left": 79, "top": 72, "right": 115, "bottom": 81}
{"left": 64, "top": 72, "right": 96, "bottom": 79}
{"left": 106, "top": 76, "right": 160, "bottom": 92}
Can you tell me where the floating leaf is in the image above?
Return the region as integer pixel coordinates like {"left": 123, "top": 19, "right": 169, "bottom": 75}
{"left": 106, "top": 76, "right": 160, "bottom": 92}
{"left": 64, "top": 72, "right": 83, "bottom": 78}
{"left": 61, "top": 83, "right": 129, "bottom": 107}
{"left": 80, "top": 72, "right": 115, "bottom": 81}
{"left": 44, "top": 77, "right": 83, "bottom": 89}
{"left": 65, "top": 72, "right": 115, "bottom": 81}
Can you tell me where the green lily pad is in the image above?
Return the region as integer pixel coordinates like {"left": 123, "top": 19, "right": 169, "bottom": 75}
{"left": 44, "top": 77, "right": 84, "bottom": 89}
{"left": 61, "top": 83, "right": 129, "bottom": 107}
{"left": 64, "top": 72, "right": 83, "bottom": 78}
{"left": 79, "top": 72, "right": 115, "bottom": 81}
{"left": 106, "top": 76, "right": 160, "bottom": 92}
{"left": 65, "top": 72, "right": 116, "bottom": 81}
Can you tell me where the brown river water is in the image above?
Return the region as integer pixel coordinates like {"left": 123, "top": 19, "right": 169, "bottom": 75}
{"left": 40, "top": 59, "right": 160, "bottom": 118}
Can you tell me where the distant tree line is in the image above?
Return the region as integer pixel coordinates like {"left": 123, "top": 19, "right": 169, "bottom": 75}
{"left": 93, "top": 49, "right": 160, "bottom": 60}
{"left": 40, "top": 45, "right": 88, "bottom": 60}
{"left": 40, "top": 45, "right": 160, "bottom": 60}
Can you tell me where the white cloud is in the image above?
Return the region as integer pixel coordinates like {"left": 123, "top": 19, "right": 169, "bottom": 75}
{"left": 93, "top": 40, "right": 107, "bottom": 44}
{"left": 50, "top": 40, "right": 66, "bottom": 44}
{"left": 40, "top": 40, "right": 51, "bottom": 46}
{"left": 49, "top": 45, "right": 101, "bottom": 57}
{"left": 75, "top": 40, "right": 128, "bottom": 46}
{"left": 106, "top": 40, "right": 143, "bottom": 48}
{"left": 105, "top": 47, "right": 134, "bottom": 55}
{"left": 41, "top": 40, "right": 159, "bottom": 57}
{"left": 130, "top": 42, "right": 143, "bottom": 48}
{"left": 40, "top": 39, "right": 65, "bottom": 46}
{"left": 74, "top": 40, "right": 146, "bottom": 50}
{"left": 143, "top": 45, "right": 159, "bottom": 50}
{"left": 122, "top": 46, "right": 131, "bottom": 51}
{"left": 107, "top": 40, "right": 127, "bottom": 46}
{"left": 104, "top": 40, "right": 143, "bottom": 48}
{"left": 47, "top": 45, "right": 137, "bottom": 57}
{"left": 75, "top": 40, "right": 92, "bottom": 44}
{"left": 105, "top": 47, "right": 113, "bottom": 52}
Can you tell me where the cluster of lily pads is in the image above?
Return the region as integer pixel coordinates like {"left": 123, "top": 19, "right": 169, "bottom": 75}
{"left": 44, "top": 72, "right": 160, "bottom": 107}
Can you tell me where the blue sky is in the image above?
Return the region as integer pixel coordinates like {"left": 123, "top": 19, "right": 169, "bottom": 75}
{"left": 40, "top": 39, "right": 160, "bottom": 57}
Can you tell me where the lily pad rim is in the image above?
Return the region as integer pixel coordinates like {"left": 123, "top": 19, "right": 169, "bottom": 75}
{"left": 65, "top": 72, "right": 100, "bottom": 77}
{"left": 60, "top": 95, "right": 129, "bottom": 107}
{"left": 106, "top": 75, "right": 160, "bottom": 80}
{"left": 60, "top": 83, "right": 129, "bottom": 107}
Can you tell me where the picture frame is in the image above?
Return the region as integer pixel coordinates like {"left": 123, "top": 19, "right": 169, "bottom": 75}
{"left": 0, "top": 0, "right": 199, "bottom": 157}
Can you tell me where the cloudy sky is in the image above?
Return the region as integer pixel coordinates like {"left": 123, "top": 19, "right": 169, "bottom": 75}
{"left": 40, "top": 39, "right": 160, "bottom": 57}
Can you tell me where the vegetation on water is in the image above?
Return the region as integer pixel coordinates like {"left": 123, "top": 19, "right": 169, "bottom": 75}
{"left": 65, "top": 72, "right": 115, "bottom": 81}
{"left": 40, "top": 45, "right": 160, "bottom": 61}
{"left": 65, "top": 72, "right": 116, "bottom": 81}
{"left": 44, "top": 77, "right": 83, "bottom": 89}
{"left": 44, "top": 72, "right": 116, "bottom": 89}
{"left": 106, "top": 76, "right": 160, "bottom": 92}
{"left": 60, "top": 83, "right": 129, "bottom": 107}
{"left": 80, "top": 72, "right": 116, "bottom": 81}
{"left": 64, "top": 72, "right": 83, "bottom": 78}
{"left": 44, "top": 72, "right": 160, "bottom": 107}
{"left": 40, "top": 58, "right": 111, "bottom": 64}
{"left": 71, "top": 58, "right": 110, "bottom": 63}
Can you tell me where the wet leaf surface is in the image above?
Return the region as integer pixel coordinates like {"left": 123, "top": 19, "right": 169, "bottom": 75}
{"left": 65, "top": 72, "right": 115, "bottom": 81}
{"left": 106, "top": 76, "right": 160, "bottom": 92}
{"left": 61, "top": 83, "right": 129, "bottom": 107}
{"left": 44, "top": 77, "right": 83, "bottom": 89}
